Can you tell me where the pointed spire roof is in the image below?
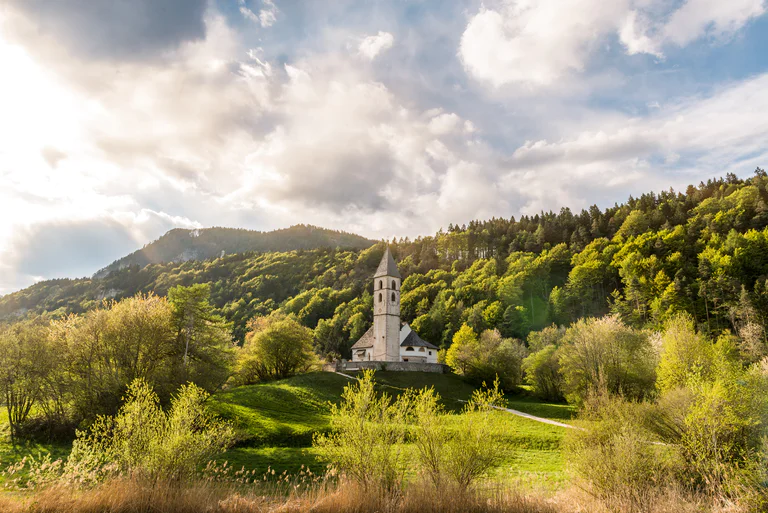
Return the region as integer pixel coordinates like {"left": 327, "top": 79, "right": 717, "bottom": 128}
{"left": 374, "top": 247, "right": 401, "bottom": 278}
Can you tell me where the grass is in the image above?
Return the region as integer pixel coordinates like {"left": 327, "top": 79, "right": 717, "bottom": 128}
{"left": 0, "top": 371, "right": 575, "bottom": 489}
{"left": 0, "top": 409, "right": 70, "bottom": 486}
{"left": 211, "top": 372, "right": 572, "bottom": 488}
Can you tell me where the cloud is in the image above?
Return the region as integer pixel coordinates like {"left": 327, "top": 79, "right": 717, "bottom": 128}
{"left": 1, "top": 0, "right": 767, "bottom": 296}
{"left": 3, "top": 0, "right": 208, "bottom": 61}
{"left": 358, "top": 31, "right": 395, "bottom": 60}
{"left": 460, "top": 0, "right": 767, "bottom": 87}
{"left": 662, "top": 0, "right": 765, "bottom": 47}
{"left": 1, "top": 210, "right": 201, "bottom": 289}
{"left": 428, "top": 113, "right": 461, "bottom": 135}
{"left": 239, "top": 0, "right": 279, "bottom": 27}
{"left": 501, "top": 74, "right": 768, "bottom": 212}
{"left": 459, "top": 0, "right": 632, "bottom": 88}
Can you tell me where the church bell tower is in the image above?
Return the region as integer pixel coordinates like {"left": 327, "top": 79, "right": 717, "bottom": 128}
{"left": 372, "top": 247, "right": 401, "bottom": 362}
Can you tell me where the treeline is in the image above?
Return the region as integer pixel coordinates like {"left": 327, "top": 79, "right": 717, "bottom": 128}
{"left": 96, "top": 224, "right": 374, "bottom": 277}
{"left": 0, "top": 286, "right": 234, "bottom": 443}
{"left": 1, "top": 170, "right": 768, "bottom": 358}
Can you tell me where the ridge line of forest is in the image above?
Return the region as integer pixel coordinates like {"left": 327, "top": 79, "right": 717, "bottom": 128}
{"left": 2, "top": 169, "right": 767, "bottom": 355}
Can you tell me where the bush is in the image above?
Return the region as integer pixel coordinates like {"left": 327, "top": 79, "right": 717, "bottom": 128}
{"left": 234, "top": 314, "right": 317, "bottom": 384}
{"left": 446, "top": 325, "right": 528, "bottom": 390}
{"left": 564, "top": 393, "right": 681, "bottom": 510}
{"left": 66, "top": 379, "right": 235, "bottom": 484}
{"left": 522, "top": 345, "right": 564, "bottom": 401}
{"left": 313, "top": 371, "right": 410, "bottom": 490}
{"left": 410, "top": 379, "right": 508, "bottom": 492}
{"left": 558, "top": 315, "right": 656, "bottom": 403}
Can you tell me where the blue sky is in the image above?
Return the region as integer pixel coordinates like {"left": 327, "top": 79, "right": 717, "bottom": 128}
{"left": 0, "top": 0, "right": 767, "bottom": 294}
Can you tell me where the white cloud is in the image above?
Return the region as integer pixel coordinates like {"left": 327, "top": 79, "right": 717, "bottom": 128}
{"left": 239, "top": 0, "right": 278, "bottom": 28}
{"left": 459, "top": 0, "right": 631, "bottom": 88}
{"left": 1, "top": 0, "right": 767, "bottom": 295}
{"left": 428, "top": 112, "right": 460, "bottom": 135}
{"left": 662, "top": 0, "right": 765, "bottom": 46}
{"left": 358, "top": 31, "right": 394, "bottom": 60}
{"left": 460, "top": 0, "right": 766, "bottom": 87}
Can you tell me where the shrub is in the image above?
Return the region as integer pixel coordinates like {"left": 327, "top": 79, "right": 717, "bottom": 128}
{"left": 564, "top": 393, "right": 681, "bottom": 509}
{"left": 558, "top": 315, "right": 656, "bottom": 403}
{"left": 66, "top": 379, "right": 235, "bottom": 484}
{"left": 522, "top": 345, "right": 564, "bottom": 401}
{"left": 234, "top": 314, "right": 317, "bottom": 384}
{"left": 313, "top": 371, "right": 410, "bottom": 490}
{"left": 446, "top": 325, "right": 528, "bottom": 390}
{"left": 410, "top": 379, "right": 507, "bottom": 493}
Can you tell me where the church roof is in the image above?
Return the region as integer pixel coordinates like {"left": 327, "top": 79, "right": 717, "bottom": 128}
{"left": 400, "top": 329, "right": 439, "bottom": 350}
{"left": 374, "top": 247, "right": 401, "bottom": 279}
{"left": 350, "top": 326, "right": 374, "bottom": 349}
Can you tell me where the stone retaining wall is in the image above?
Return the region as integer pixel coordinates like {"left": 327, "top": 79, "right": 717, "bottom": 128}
{"left": 323, "top": 360, "right": 450, "bottom": 374}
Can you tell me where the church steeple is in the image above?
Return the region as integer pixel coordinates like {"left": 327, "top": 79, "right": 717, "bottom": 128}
{"left": 374, "top": 247, "right": 401, "bottom": 279}
{"left": 372, "top": 247, "right": 401, "bottom": 362}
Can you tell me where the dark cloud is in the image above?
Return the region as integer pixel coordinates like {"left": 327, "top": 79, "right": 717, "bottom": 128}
{"left": 7, "top": 0, "right": 207, "bottom": 61}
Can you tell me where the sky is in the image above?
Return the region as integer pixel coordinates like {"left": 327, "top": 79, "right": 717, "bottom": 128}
{"left": 1, "top": 0, "right": 767, "bottom": 295}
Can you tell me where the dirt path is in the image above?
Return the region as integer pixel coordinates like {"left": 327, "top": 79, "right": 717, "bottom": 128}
{"left": 334, "top": 371, "right": 577, "bottom": 430}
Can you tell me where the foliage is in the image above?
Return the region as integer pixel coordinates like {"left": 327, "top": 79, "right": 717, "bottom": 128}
{"left": 567, "top": 317, "right": 768, "bottom": 511}
{"left": 565, "top": 393, "right": 678, "bottom": 508}
{"left": 168, "top": 284, "right": 236, "bottom": 391}
{"left": 66, "top": 379, "right": 235, "bottom": 483}
{"left": 233, "top": 314, "right": 317, "bottom": 384}
{"left": 558, "top": 316, "right": 657, "bottom": 403}
{"left": 522, "top": 345, "right": 564, "bottom": 401}
{"left": 0, "top": 321, "right": 56, "bottom": 444}
{"left": 7, "top": 171, "right": 768, "bottom": 361}
{"left": 313, "top": 371, "right": 410, "bottom": 490}
{"left": 410, "top": 379, "right": 508, "bottom": 492}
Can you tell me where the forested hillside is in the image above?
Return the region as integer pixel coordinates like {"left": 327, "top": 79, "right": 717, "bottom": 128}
{"left": 95, "top": 224, "right": 374, "bottom": 277}
{"left": 2, "top": 170, "right": 768, "bottom": 355}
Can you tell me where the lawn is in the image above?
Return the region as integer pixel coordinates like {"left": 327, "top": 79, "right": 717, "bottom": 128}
{"left": 212, "top": 371, "right": 574, "bottom": 487}
{"left": 1, "top": 371, "right": 575, "bottom": 488}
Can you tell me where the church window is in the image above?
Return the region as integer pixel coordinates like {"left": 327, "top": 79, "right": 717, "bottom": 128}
{"left": 392, "top": 280, "right": 397, "bottom": 290}
{"left": 419, "top": 347, "right": 425, "bottom": 352}
{"left": 379, "top": 280, "right": 383, "bottom": 289}
{"left": 378, "top": 293, "right": 382, "bottom": 303}
{"left": 429, "top": 351, "right": 432, "bottom": 355}
{"left": 405, "top": 346, "right": 414, "bottom": 351}
{"left": 391, "top": 292, "right": 396, "bottom": 302}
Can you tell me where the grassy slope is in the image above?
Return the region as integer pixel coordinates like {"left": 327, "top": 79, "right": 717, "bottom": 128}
{"left": 211, "top": 372, "right": 575, "bottom": 487}
{"left": 0, "top": 372, "right": 575, "bottom": 487}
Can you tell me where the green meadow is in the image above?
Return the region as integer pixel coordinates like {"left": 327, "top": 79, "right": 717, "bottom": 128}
{"left": 210, "top": 372, "right": 574, "bottom": 487}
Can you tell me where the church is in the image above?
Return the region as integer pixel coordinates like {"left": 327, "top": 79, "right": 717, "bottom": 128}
{"left": 350, "top": 248, "right": 439, "bottom": 363}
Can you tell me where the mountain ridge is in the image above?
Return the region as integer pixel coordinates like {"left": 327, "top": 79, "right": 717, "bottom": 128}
{"left": 94, "top": 224, "right": 375, "bottom": 278}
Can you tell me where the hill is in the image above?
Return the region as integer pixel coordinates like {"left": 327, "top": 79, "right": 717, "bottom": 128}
{"left": 0, "top": 372, "right": 574, "bottom": 486}
{"left": 95, "top": 225, "right": 374, "bottom": 277}
{"left": 209, "top": 372, "right": 573, "bottom": 481}
{"left": 2, "top": 170, "right": 768, "bottom": 353}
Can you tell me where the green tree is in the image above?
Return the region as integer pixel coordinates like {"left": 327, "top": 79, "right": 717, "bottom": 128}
{"left": 0, "top": 321, "right": 56, "bottom": 445}
{"left": 234, "top": 314, "right": 316, "bottom": 383}
{"left": 559, "top": 315, "right": 656, "bottom": 403}
{"left": 168, "top": 284, "right": 235, "bottom": 391}
{"left": 445, "top": 324, "right": 478, "bottom": 375}
{"left": 522, "top": 345, "right": 564, "bottom": 401}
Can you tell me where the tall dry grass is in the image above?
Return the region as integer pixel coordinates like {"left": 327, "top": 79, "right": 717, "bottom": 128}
{"left": 0, "top": 477, "right": 559, "bottom": 513}
{"left": 0, "top": 476, "right": 749, "bottom": 513}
